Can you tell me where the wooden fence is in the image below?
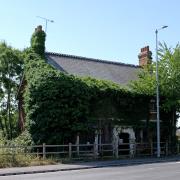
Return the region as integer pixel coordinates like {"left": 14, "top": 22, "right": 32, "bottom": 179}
{"left": 0, "top": 142, "right": 169, "bottom": 159}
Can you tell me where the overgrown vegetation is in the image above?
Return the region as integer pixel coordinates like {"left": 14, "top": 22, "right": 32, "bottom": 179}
{"left": 1, "top": 25, "right": 180, "bottom": 167}
{"left": 0, "top": 130, "right": 57, "bottom": 168}
{"left": 23, "top": 27, "right": 151, "bottom": 145}
{"left": 24, "top": 60, "right": 151, "bottom": 144}
{"left": 30, "top": 25, "right": 46, "bottom": 57}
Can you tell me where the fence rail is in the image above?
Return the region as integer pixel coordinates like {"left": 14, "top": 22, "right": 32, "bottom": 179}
{"left": 0, "top": 142, "right": 171, "bottom": 159}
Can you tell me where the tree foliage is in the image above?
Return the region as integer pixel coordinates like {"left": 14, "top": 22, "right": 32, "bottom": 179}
{"left": 130, "top": 43, "right": 180, "bottom": 112}
{"left": 130, "top": 43, "right": 180, "bottom": 150}
{"left": 158, "top": 43, "right": 180, "bottom": 111}
{"left": 0, "top": 42, "right": 23, "bottom": 139}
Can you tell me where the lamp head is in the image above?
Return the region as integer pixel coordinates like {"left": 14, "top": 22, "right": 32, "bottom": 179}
{"left": 156, "top": 25, "right": 168, "bottom": 33}
{"left": 162, "top": 25, "right": 168, "bottom": 29}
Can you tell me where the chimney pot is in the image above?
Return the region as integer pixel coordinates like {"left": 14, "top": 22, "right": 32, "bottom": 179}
{"left": 35, "top": 25, "right": 43, "bottom": 32}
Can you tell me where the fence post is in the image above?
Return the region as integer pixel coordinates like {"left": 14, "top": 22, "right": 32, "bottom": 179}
{"left": 69, "top": 143, "right": 72, "bottom": 159}
{"left": 12, "top": 144, "right": 16, "bottom": 162}
{"left": 43, "top": 143, "right": 46, "bottom": 159}
{"left": 93, "top": 142, "right": 98, "bottom": 159}
{"left": 150, "top": 141, "right": 153, "bottom": 156}
{"left": 76, "top": 134, "right": 80, "bottom": 156}
{"left": 176, "top": 142, "right": 179, "bottom": 154}
{"left": 37, "top": 148, "right": 39, "bottom": 157}
{"left": 166, "top": 142, "right": 168, "bottom": 156}
{"left": 24, "top": 146, "right": 27, "bottom": 156}
{"left": 114, "top": 137, "right": 119, "bottom": 158}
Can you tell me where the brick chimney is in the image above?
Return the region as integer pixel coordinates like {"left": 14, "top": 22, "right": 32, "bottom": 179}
{"left": 35, "top": 25, "right": 43, "bottom": 32}
{"left": 138, "top": 46, "right": 152, "bottom": 66}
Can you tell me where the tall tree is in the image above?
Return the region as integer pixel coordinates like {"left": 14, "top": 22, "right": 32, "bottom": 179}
{"left": 130, "top": 43, "right": 180, "bottom": 151}
{"left": 0, "top": 42, "right": 23, "bottom": 139}
{"left": 158, "top": 43, "right": 180, "bottom": 111}
{"left": 130, "top": 43, "right": 180, "bottom": 112}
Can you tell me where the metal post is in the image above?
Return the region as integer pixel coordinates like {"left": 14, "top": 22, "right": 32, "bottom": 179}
{"left": 155, "top": 29, "right": 161, "bottom": 158}
{"left": 155, "top": 25, "right": 168, "bottom": 158}
{"left": 45, "top": 20, "right": 47, "bottom": 33}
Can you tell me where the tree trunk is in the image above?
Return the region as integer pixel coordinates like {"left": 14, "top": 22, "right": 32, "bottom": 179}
{"left": 0, "top": 117, "right": 5, "bottom": 137}
{"left": 7, "top": 89, "right": 12, "bottom": 139}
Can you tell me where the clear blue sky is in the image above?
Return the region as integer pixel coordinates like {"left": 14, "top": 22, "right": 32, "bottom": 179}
{"left": 0, "top": 0, "right": 179, "bottom": 65}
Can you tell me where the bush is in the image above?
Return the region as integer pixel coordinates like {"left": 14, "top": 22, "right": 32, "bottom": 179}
{"left": 0, "top": 120, "right": 56, "bottom": 168}
{"left": 0, "top": 154, "right": 57, "bottom": 168}
{"left": 0, "top": 131, "right": 43, "bottom": 168}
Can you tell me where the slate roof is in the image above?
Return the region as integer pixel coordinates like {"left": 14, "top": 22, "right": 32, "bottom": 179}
{"left": 45, "top": 52, "right": 141, "bottom": 86}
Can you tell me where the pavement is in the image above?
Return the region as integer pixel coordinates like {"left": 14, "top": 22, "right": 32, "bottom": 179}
{"left": 0, "top": 156, "right": 180, "bottom": 176}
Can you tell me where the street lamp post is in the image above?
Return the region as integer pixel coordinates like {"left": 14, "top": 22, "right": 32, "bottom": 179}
{"left": 155, "top": 25, "right": 168, "bottom": 158}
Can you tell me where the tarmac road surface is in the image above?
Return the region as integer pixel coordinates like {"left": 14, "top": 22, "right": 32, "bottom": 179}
{"left": 1, "top": 161, "right": 180, "bottom": 180}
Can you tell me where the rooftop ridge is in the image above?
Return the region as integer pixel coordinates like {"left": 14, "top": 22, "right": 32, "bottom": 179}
{"left": 45, "top": 52, "right": 140, "bottom": 68}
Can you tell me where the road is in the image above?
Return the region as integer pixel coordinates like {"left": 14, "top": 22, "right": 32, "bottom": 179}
{"left": 1, "top": 161, "right": 180, "bottom": 180}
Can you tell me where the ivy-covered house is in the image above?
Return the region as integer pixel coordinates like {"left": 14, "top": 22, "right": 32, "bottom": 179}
{"left": 43, "top": 47, "right": 151, "bottom": 143}
{"left": 18, "top": 26, "right": 172, "bottom": 152}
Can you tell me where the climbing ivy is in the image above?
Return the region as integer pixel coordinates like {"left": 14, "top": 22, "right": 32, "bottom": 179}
{"left": 23, "top": 26, "right": 151, "bottom": 144}
{"left": 30, "top": 25, "right": 46, "bottom": 57}
{"left": 23, "top": 57, "right": 151, "bottom": 144}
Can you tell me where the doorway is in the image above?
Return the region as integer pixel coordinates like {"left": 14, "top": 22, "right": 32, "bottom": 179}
{"left": 119, "top": 133, "right": 130, "bottom": 155}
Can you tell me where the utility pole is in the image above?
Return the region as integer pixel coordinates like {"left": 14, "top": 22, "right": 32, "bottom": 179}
{"left": 36, "top": 16, "right": 54, "bottom": 33}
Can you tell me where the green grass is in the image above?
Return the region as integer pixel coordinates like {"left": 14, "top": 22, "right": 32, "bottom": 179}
{"left": 0, "top": 154, "right": 57, "bottom": 168}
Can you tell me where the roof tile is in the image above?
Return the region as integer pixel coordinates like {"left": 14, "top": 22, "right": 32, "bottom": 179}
{"left": 45, "top": 52, "right": 140, "bottom": 86}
